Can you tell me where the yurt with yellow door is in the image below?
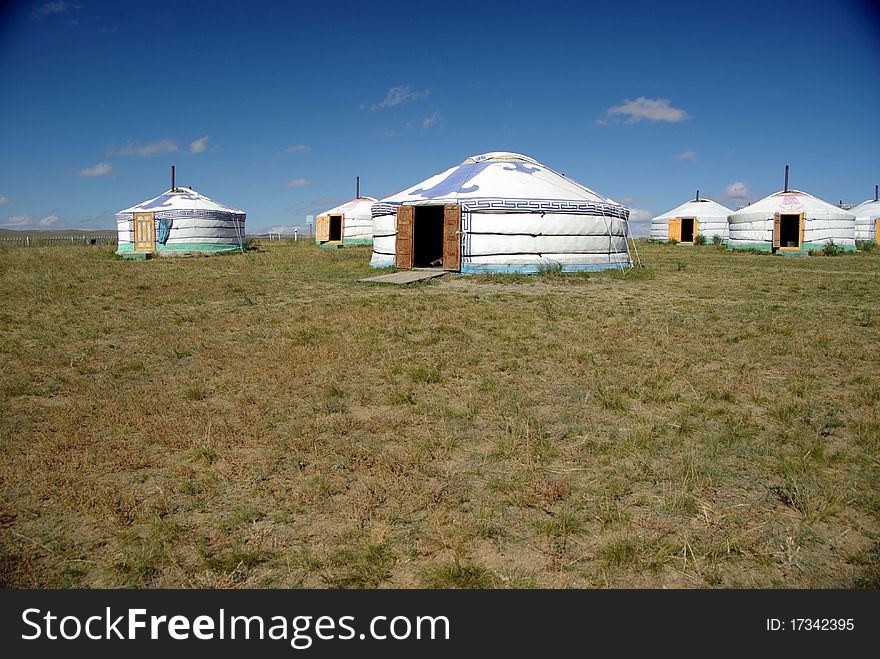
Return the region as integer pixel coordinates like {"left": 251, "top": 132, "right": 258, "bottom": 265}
{"left": 650, "top": 193, "right": 731, "bottom": 244}
{"left": 369, "top": 152, "right": 634, "bottom": 273}
{"left": 852, "top": 185, "right": 880, "bottom": 244}
{"left": 116, "top": 168, "right": 246, "bottom": 258}
{"left": 727, "top": 167, "right": 855, "bottom": 253}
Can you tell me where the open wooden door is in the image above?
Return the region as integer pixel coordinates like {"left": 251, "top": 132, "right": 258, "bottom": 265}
{"left": 316, "top": 215, "right": 330, "bottom": 242}
{"left": 693, "top": 218, "right": 699, "bottom": 242}
{"left": 133, "top": 212, "right": 155, "bottom": 252}
{"left": 875, "top": 218, "right": 879, "bottom": 243}
{"left": 396, "top": 205, "right": 414, "bottom": 269}
{"left": 668, "top": 218, "right": 682, "bottom": 242}
{"left": 443, "top": 204, "right": 461, "bottom": 272}
{"left": 772, "top": 214, "right": 782, "bottom": 249}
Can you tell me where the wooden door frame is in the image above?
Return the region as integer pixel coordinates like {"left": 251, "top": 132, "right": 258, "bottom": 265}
{"left": 777, "top": 212, "right": 804, "bottom": 251}
{"left": 443, "top": 204, "right": 461, "bottom": 272}
{"left": 395, "top": 205, "right": 414, "bottom": 269}
{"left": 328, "top": 214, "right": 344, "bottom": 243}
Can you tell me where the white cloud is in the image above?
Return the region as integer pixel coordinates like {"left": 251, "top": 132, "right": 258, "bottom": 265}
{"left": 0, "top": 196, "right": 8, "bottom": 206}
{"left": 1, "top": 214, "right": 31, "bottom": 228}
{"left": 33, "top": 1, "right": 76, "bottom": 19}
{"left": 421, "top": 112, "right": 442, "bottom": 128}
{"left": 627, "top": 208, "right": 655, "bottom": 237}
{"left": 0, "top": 213, "right": 64, "bottom": 228}
{"left": 189, "top": 136, "right": 209, "bottom": 154}
{"left": 675, "top": 149, "right": 697, "bottom": 161}
{"left": 74, "top": 162, "right": 113, "bottom": 177}
{"left": 722, "top": 181, "right": 751, "bottom": 202}
{"left": 601, "top": 97, "right": 690, "bottom": 124}
{"left": 285, "top": 178, "right": 313, "bottom": 188}
{"left": 285, "top": 144, "right": 310, "bottom": 154}
{"left": 373, "top": 85, "right": 429, "bottom": 109}
{"left": 628, "top": 208, "right": 654, "bottom": 221}
{"left": 113, "top": 139, "right": 178, "bottom": 157}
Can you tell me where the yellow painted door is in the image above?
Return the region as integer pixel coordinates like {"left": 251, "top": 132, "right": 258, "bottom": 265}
{"left": 668, "top": 218, "right": 681, "bottom": 242}
{"left": 133, "top": 212, "right": 155, "bottom": 252}
{"left": 875, "top": 218, "right": 879, "bottom": 243}
{"left": 316, "top": 216, "right": 330, "bottom": 242}
{"left": 693, "top": 218, "right": 699, "bottom": 241}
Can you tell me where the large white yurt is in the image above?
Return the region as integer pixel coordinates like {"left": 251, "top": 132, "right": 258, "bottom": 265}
{"left": 315, "top": 194, "right": 377, "bottom": 247}
{"left": 369, "top": 152, "right": 632, "bottom": 273}
{"left": 116, "top": 171, "right": 245, "bottom": 258}
{"left": 650, "top": 193, "right": 732, "bottom": 243}
{"left": 727, "top": 188, "right": 856, "bottom": 254}
{"left": 852, "top": 185, "right": 880, "bottom": 243}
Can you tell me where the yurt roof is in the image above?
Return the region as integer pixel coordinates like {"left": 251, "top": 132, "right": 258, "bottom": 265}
{"left": 118, "top": 188, "right": 244, "bottom": 215}
{"left": 374, "top": 152, "right": 625, "bottom": 214}
{"left": 653, "top": 197, "right": 733, "bottom": 221}
{"left": 730, "top": 189, "right": 853, "bottom": 217}
{"left": 317, "top": 196, "right": 378, "bottom": 217}
{"left": 852, "top": 199, "right": 880, "bottom": 218}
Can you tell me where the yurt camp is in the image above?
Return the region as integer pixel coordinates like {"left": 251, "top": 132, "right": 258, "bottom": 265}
{"left": 369, "top": 152, "right": 633, "bottom": 273}
{"left": 650, "top": 193, "right": 732, "bottom": 244}
{"left": 852, "top": 185, "right": 879, "bottom": 244}
{"left": 116, "top": 168, "right": 246, "bottom": 258}
{"left": 727, "top": 168, "right": 856, "bottom": 253}
{"left": 315, "top": 178, "right": 377, "bottom": 247}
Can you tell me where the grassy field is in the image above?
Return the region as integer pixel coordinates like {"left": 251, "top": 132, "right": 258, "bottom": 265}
{"left": 0, "top": 240, "right": 878, "bottom": 588}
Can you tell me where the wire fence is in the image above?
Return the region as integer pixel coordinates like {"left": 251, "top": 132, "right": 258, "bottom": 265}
{"left": 0, "top": 234, "right": 117, "bottom": 247}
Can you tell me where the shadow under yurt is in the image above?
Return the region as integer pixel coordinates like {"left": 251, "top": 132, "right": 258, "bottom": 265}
{"left": 116, "top": 166, "right": 246, "bottom": 259}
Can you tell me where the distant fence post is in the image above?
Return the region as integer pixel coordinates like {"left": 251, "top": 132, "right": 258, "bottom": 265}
{"left": 26, "top": 236, "right": 30, "bottom": 247}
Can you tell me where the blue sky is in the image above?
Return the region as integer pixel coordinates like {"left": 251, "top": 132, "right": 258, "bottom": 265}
{"left": 0, "top": 0, "right": 878, "bottom": 235}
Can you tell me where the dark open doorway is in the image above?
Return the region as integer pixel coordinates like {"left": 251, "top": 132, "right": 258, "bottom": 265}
{"left": 412, "top": 205, "right": 445, "bottom": 267}
{"left": 680, "top": 217, "right": 695, "bottom": 243}
{"left": 779, "top": 214, "right": 800, "bottom": 248}
{"left": 329, "top": 215, "right": 343, "bottom": 242}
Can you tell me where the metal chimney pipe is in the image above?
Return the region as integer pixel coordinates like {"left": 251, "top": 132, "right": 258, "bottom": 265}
{"left": 784, "top": 165, "right": 789, "bottom": 192}
{"left": 356, "top": 176, "right": 360, "bottom": 198}
{"left": 875, "top": 184, "right": 878, "bottom": 202}
{"left": 172, "top": 165, "right": 176, "bottom": 191}
{"left": 696, "top": 189, "right": 700, "bottom": 201}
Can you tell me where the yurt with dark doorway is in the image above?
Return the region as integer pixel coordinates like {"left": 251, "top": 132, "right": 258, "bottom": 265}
{"left": 315, "top": 178, "right": 377, "bottom": 247}
{"left": 116, "top": 167, "right": 246, "bottom": 258}
{"left": 852, "top": 185, "right": 880, "bottom": 244}
{"left": 650, "top": 193, "right": 731, "bottom": 244}
{"left": 727, "top": 167, "right": 856, "bottom": 253}
{"left": 369, "top": 152, "right": 634, "bottom": 273}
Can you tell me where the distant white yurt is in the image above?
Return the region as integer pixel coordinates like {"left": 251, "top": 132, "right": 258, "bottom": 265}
{"left": 370, "top": 152, "right": 632, "bottom": 273}
{"left": 116, "top": 169, "right": 245, "bottom": 258}
{"left": 852, "top": 185, "right": 880, "bottom": 243}
{"left": 315, "top": 182, "right": 377, "bottom": 247}
{"left": 650, "top": 193, "right": 732, "bottom": 243}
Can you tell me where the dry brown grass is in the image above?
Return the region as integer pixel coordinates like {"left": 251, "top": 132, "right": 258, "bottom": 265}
{"left": 0, "top": 240, "right": 878, "bottom": 588}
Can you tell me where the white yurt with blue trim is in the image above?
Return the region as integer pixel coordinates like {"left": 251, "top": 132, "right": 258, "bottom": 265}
{"left": 852, "top": 185, "right": 880, "bottom": 243}
{"left": 650, "top": 195, "right": 732, "bottom": 243}
{"left": 116, "top": 175, "right": 246, "bottom": 258}
{"left": 370, "top": 152, "right": 632, "bottom": 273}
